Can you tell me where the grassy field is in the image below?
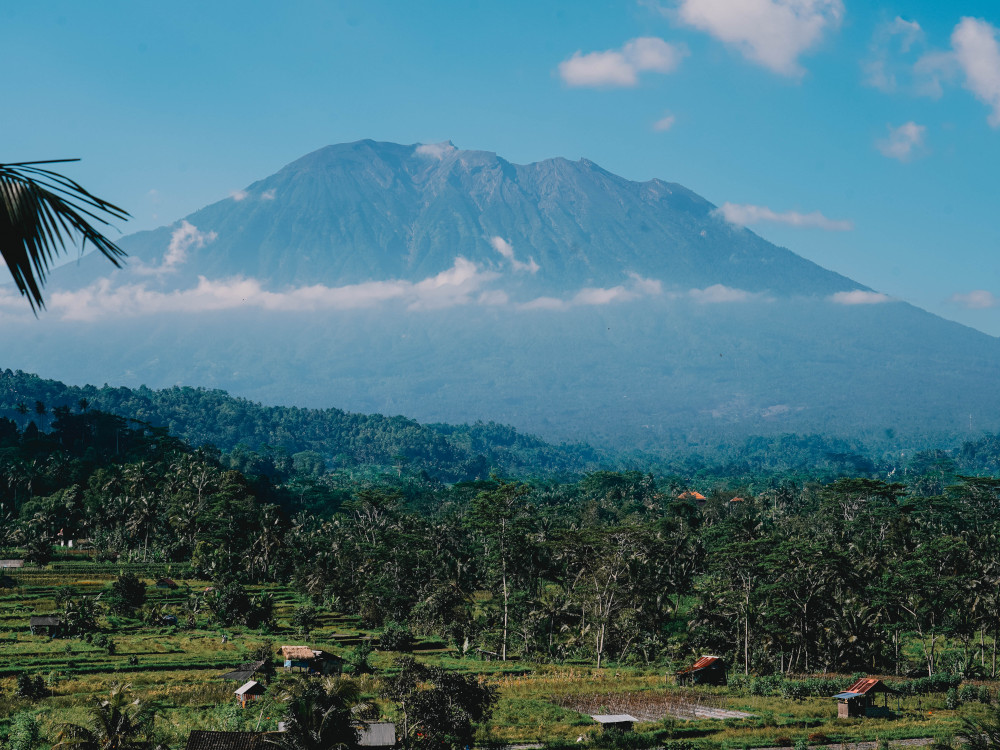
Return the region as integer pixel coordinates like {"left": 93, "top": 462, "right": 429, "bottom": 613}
{"left": 0, "top": 558, "right": 991, "bottom": 749}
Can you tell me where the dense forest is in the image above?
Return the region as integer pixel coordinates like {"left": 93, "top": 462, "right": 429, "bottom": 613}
{"left": 5, "top": 394, "right": 1000, "bottom": 681}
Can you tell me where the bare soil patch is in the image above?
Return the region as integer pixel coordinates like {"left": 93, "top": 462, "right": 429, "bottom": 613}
{"left": 554, "top": 690, "right": 754, "bottom": 721}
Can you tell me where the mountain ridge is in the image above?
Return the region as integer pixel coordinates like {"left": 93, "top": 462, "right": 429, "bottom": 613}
{"left": 9, "top": 139, "right": 997, "bottom": 448}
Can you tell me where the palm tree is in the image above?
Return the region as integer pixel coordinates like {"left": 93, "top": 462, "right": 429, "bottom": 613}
{"left": 53, "top": 683, "right": 154, "bottom": 750}
{"left": 0, "top": 159, "right": 128, "bottom": 311}
{"left": 265, "top": 675, "right": 363, "bottom": 750}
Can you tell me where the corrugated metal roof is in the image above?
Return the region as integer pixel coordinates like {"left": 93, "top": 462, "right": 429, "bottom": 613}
{"left": 677, "top": 655, "right": 721, "bottom": 674}
{"left": 185, "top": 731, "right": 264, "bottom": 750}
{"left": 592, "top": 715, "right": 639, "bottom": 724}
{"left": 844, "top": 678, "right": 895, "bottom": 694}
{"left": 30, "top": 616, "right": 61, "bottom": 626}
{"left": 235, "top": 681, "right": 263, "bottom": 696}
{"left": 359, "top": 722, "right": 396, "bottom": 747}
{"left": 833, "top": 692, "right": 863, "bottom": 699}
{"left": 0, "top": 559, "right": 24, "bottom": 568}
{"left": 677, "top": 491, "right": 706, "bottom": 500}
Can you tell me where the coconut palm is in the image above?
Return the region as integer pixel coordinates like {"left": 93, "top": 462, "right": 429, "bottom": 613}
{"left": 53, "top": 683, "right": 154, "bottom": 750}
{"left": 0, "top": 159, "right": 128, "bottom": 311}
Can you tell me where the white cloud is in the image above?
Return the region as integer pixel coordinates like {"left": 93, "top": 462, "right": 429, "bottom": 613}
{"left": 46, "top": 257, "right": 498, "bottom": 321}
{"left": 876, "top": 121, "right": 927, "bottom": 162}
{"left": 261, "top": 188, "right": 276, "bottom": 201}
{"left": 132, "top": 221, "right": 218, "bottom": 276}
{"left": 913, "top": 50, "right": 959, "bottom": 98}
{"left": 952, "top": 17, "right": 1000, "bottom": 127}
{"left": 652, "top": 112, "right": 677, "bottom": 131}
{"left": 518, "top": 296, "right": 566, "bottom": 311}
{"left": 489, "top": 236, "right": 540, "bottom": 273}
{"left": 415, "top": 142, "right": 457, "bottom": 159}
{"left": 688, "top": 284, "right": 758, "bottom": 303}
{"left": 518, "top": 274, "right": 663, "bottom": 311}
{"left": 863, "top": 17, "right": 924, "bottom": 92}
{"left": 558, "top": 37, "right": 687, "bottom": 88}
{"left": 949, "top": 290, "right": 1000, "bottom": 309}
{"left": 231, "top": 190, "right": 248, "bottom": 202}
{"left": 713, "top": 202, "right": 853, "bottom": 230}
{"left": 674, "top": 0, "right": 843, "bottom": 78}
{"left": 831, "top": 290, "right": 894, "bottom": 305}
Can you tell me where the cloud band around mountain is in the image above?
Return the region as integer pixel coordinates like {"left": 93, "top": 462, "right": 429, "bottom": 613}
{"left": 714, "top": 202, "right": 853, "bottom": 231}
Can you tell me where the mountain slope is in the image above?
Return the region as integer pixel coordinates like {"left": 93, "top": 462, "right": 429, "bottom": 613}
{"left": 10, "top": 140, "right": 999, "bottom": 449}
{"left": 93, "top": 140, "right": 862, "bottom": 298}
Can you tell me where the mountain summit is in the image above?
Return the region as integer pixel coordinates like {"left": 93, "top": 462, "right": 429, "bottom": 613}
{"left": 114, "top": 140, "right": 860, "bottom": 298}
{"left": 11, "top": 141, "right": 1000, "bottom": 448}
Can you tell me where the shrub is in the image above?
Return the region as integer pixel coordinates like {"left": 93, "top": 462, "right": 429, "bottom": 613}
{"left": 380, "top": 621, "right": 414, "bottom": 652}
{"left": 959, "top": 684, "right": 977, "bottom": 703}
{"left": 7, "top": 711, "right": 41, "bottom": 750}
{"left": 946, "top": 687, "right": 960, "bottom": 710}
{"left": 106, "top": 571, "right": 147, "bottom": 615}
{"left": 290, "top": 604, "right": 319, "bottom": 635}
{"left": 980, "top": 685, "right": 992, "bottom": 704}
{"left": 15, "top": 673, "right": 46, "bottom": 700}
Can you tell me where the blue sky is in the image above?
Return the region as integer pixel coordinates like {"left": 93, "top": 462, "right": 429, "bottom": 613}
{"left": 3, "top": 0, "right": 1000, "bottom": 332}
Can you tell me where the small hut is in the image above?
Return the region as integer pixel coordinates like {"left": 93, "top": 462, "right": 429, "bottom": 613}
{"left": 235, "top": 680, "right": 265, "bottom": 708}
{"left": 156, "top": 577, "right": 179, "bottom": 590}
{"left": 676, "top": 655, "right": 727, "bottom": 686}
{"left": 0, "top": 559, "right": 24, "bottom": 569}
{"left": 281, "top": 646, "right": 343, "bottom": 675}
{"left": 591, "top": 715, "right": 638, "bottom": 733}
{"left": 833, "top": 677, "right": 897, "bottom": 718}
{"left": 358, "top": 722, "right": 397, "bottom": 750}
{"left": 29, "top": 616, "right": 62, "bottom": 637}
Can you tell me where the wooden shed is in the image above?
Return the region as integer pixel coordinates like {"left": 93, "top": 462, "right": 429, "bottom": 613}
{"left": 833, "top": 677, "right": 897, "bottom": 718}
{"left": 591, "top": 715, "right": 639, "bottom": 733}
{"left": 676, "top": 655, "right": 727, "bottom": 686}
{"left": 235, "top": 680, "right": 265, "bottom": 708}
{"left": 155, "top": 577, "right": 179, "bottom": 590}
{"left": 29, "top": 615, "right": 62, "bottom": 637}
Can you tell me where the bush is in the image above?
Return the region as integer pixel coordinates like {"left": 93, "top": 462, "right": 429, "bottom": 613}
{"left": 946, "top": 687, "right": 960, "bottom": 710}
{"left": 93, "top": 633, "right": 116, "bottom": 655}
{"left": 380, "top": 621, "right": 414, "bottom": 652}
{"left": 980, "top": 685, "right": 992, "bottom": 704}
{"left": 106, "top": 571, "right": 146, "bottom": 615}
{"left": 7, "top": 711, "right": 41, "bottom": 750}
{"left": 290, "top": 604, "right": 319, "bottom": 635}
{"left": 959, "top": 684, "right": 977, "bottom": 703}
{"left": 15, "top": 673, "right": 46, "bottom": 700}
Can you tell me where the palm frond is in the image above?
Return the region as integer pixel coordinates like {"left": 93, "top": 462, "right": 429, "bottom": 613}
{"left": 0, "top": 159, "right": 129, "bottom": 312}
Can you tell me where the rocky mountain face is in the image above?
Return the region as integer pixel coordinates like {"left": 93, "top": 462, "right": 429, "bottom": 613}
{"left": 9, "top": 140, "right": 999, "bottom": 450}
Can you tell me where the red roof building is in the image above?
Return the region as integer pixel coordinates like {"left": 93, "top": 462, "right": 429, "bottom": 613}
{"left": 676, "top": 655, "right": 726, "bottom": 685}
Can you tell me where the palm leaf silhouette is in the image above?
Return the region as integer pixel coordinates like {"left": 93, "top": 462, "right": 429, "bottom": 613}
{"left": 0, "top": 159, "right": 128, "bottom": 311}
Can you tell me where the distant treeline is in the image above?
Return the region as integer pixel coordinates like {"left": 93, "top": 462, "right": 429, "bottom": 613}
{"left": 3, "top": 368, "right": 1000, "bottom": 485}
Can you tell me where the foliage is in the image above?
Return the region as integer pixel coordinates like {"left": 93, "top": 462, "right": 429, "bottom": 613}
{"left": 381, "top": 656, "right": 497, "bottom": 750}
{"left": 265, "top": 675, "right": 362, "bottom": 750}
{"left": 0, "top": 160, "right": 128, "bottom": 311}
{"left": 6, "top": 711, "right": 42, "bottom": 750}
{"left": 379, "top": 622, "right": 414, "bottom": 652}
{"left": 106, "top": 572, "right": 147, "bottom": 616}
{"left": 52, "top": 683, "right": 154, "bottom": 750}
